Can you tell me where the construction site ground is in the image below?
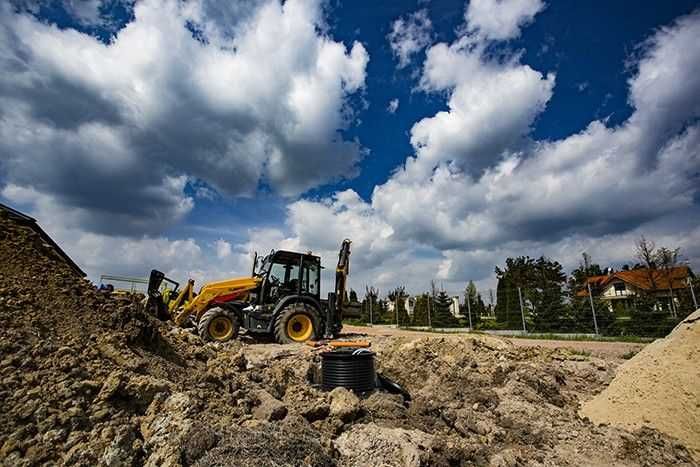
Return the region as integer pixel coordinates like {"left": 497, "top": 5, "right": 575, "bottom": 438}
{"left": 1, "top": 215, "right": 698, "bottom": 467}
{"left": 343, "top": 325, "right": 645, "bottom": 359}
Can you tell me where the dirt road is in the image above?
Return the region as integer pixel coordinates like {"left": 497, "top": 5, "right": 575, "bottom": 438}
{"left": 342, "top": 324, "right": 646, "bottom": 359}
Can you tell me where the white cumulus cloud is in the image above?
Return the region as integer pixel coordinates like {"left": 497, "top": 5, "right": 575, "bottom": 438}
{"left": 0, "top": 0, "right": 369, "bottom": 236}
{"left": 387, "top": 9, "right": 433, "bottom": 68}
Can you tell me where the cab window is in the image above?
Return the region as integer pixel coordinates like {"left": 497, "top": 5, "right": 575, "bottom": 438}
{"left": 301, "top": 260, "right": 320, "bottom": 295}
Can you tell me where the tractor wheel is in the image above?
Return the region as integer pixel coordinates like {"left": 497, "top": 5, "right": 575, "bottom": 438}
{"left": 198, "top": 307, "right": 239, "bottom": 343}
{"left": 274, "top": 304, "right": 320, "bottom": 344}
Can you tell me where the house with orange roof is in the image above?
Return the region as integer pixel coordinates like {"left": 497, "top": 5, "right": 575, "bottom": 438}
{"left": 579, "top": 266, "right": 695, "bottom": 315}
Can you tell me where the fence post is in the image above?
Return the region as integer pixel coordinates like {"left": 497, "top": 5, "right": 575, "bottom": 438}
{"left": 587, "top": 282, "right": 599, "bottom": 335}
{"left": 466, "top": 295, "right": 473, "bottom": 330}
{"left": 427, "top": 295, "right": 432, "bottom": 329}
{"left": 517, "top": 287, "right": 527, "bottom": 332}
{"left": 395, "top": 296, "right": 399, "bottom": 327}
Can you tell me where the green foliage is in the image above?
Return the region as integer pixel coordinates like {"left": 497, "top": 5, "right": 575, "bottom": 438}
{"left": 411, "top": 294, "right": 430, "bottom": 326}
{"left": 463, "top": 281, "right": 484, "bottom": 326}
{"left": 388, "top": 286, "right": 409, "bottom": 326}
{"left": 475, "top": 319, "right": 509, "bottom": 331}
{"left": 360, "top": 286, "right": 379, "bottom": 323}
{"left": 628, "top": 292, "right": 680, "bottom": 337}
{"left": 494, "top": 256, "right": 571, "bottom": 331}
{"left": 431, "top": 291, "right": 459, "bottom": 327}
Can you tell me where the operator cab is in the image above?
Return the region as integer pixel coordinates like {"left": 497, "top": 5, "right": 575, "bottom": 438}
{"left": 254, "top": 250, "right": 321, "bottom": 307}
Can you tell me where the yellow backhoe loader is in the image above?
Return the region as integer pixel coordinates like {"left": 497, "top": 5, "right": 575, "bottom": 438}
{"left": 145, "top": 239, "right": 351, "bottom": 344}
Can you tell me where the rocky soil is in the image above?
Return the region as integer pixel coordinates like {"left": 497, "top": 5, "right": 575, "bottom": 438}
{"left": 0, "top": 215, "right": 697, "bottom": 466}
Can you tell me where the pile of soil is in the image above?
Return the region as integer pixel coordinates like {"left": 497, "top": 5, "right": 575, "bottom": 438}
{"left": 1, "top": 214, "right": 696, "bottom": 466}
{"left": 581, "top": 310, "right": 700, "bottom": 461}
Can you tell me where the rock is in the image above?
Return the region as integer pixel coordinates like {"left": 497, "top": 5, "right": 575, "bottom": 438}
{"left": 299, "top": 401, "right": 330, "bottom": 422}
{"left": 97, "top": 371, "right": 124, "bottom": 401}
{"left": 180, "top": 422, "right": 219, "bottom": 465}
{"left": 102, "top": 425, "right": 142, "bottom": 467}
{"left": 252, "top": 390, "right": 288, "bottom": 421}
{"left": 489, "top": 448, "right": 520, "bottom": 467}
{"left": 334, "top": 423, "right": 433, "bottom": 467}
{"left": 362, "top": 391, "right": 406, "bottom": 420}
{"left": 43, "top": 428, "right": 68, "bottom": 444}
{"left": 329, "top": 387, "right": 361, "bottom": 422}
{"left": 123, "top": 375, "right": 173, "bottom": 409}
{"left": 140, "top": 392, "right": 194, "bottom": 466}
{"left": 91, "top": 407, "right": 111, "bottom": 422}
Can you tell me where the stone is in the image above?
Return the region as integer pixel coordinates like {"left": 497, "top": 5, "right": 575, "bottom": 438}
{"left": 334, "top": 423, "right": 433, "bottom": 467}
{"left": 329, "top": 387, "right": 361, "bottom": 422}
{"left": 97, "top": 371, "right": 124, "bottom": 401}
{"left": 252, "top": 390, "right": 288, "bottom": 422}
{"left": 102, "top": 426, "right": 141, "bottom": 467}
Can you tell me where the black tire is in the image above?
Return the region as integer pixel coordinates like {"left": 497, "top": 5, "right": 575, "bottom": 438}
{"left": 198, "top": 307, "right": 239, "bottom": 343}
{"left": 274, "top": 303, "right": 321, "bottom": 344}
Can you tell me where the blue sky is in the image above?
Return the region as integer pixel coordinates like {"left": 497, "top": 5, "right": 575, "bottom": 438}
{"left": 1, "top": 0, "right": 699, "bottom": 297}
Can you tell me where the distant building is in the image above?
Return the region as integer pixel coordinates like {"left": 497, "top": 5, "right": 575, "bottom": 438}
{"left": 449, "top": 296, "right": 461, "bottom": 318}
{"left": 406, "top": 296, "right": 416, "bottom": 317}
{"left": 579, "top": 266, "right": 694, "bottom": 314}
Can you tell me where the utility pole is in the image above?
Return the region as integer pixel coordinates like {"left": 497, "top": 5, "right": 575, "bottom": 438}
{"left": 689, "top": 278, "right": 698, "bottom": 309}
{"left": 517, "top": 287, "right": 527, "bottom": 333}
{"left": 369, "top": 294, "right": 373, "bottom": 326}
{"left": 587, "top": 281, "right": 599, "bottom": 335}
{"left": 466, "top": 293, "right": 473, "bottom": 330}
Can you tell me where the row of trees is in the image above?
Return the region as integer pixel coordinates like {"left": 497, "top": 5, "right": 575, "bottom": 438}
{"left": 355, "top": 285, "right": 463, "bottom": 328}
{"left": 492, "top": 237, "right": 697, "bottom": 336}
{"left": 349, "top": 236, "right": 696, "bottom": 337}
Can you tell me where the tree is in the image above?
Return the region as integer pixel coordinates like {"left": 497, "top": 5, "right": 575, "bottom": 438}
{"left": 655, "top": 246, "right": 681, "bottom": 317}
{"left": 388, "top": 286, "right": 409, "bottom": 326}
{"left": 463, "top": 281, "right": 483, "bottom": 326}
{"left": 411, "top": 294, "right": 430, "bottom": 326}
{"left": 360, "top": 286, "right": 379, "bottom": 323}
{"left": 528, "top": 257, "right": 568, "bottom": 332}
{"left": 567, "top": 254, "right": 613, "bottom": 333}
{"left": 494, "top": 256, "right": 571, "bottom": 331}
{"left": 634, "top": 236, "right": 685, "bottom": 318}
{"left": 431, "top": 290, "right": 459, "bottom": 327}
{"left": 676, "top": 276, "right": 698, "bottom": 319}
{"left": 635, "top": 235, "right": 658, "bottom": 289}
{"left": 629, "top": 292, "right": 677, "bottom": 337}
{"left": 494, "top": 256, "right": 537, "bottom": 328}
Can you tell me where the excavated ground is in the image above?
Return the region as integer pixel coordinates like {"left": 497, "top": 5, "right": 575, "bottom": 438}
{"left": 0, "top": 216, "right": 697, "bottom": 467}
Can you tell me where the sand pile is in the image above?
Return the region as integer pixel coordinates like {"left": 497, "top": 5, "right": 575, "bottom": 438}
{"left": 581, "top": 309, "right": 700, "bottom": 460}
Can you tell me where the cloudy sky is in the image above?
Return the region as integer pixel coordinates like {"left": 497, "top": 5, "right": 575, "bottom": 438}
{"left": 1, "top": 0, "right": 699, "bottom": 298}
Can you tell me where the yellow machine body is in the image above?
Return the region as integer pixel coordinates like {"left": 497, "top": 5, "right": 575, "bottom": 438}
{"left": 167, "top": 276, "right": 261, "bottom": 326}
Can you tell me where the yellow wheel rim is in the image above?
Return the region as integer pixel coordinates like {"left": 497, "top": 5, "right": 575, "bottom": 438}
{"left": 209, "top": 316, "right": 234, "bottom": 341}
{"left": 286, "top": 314, "right": 313, "bottom": 342}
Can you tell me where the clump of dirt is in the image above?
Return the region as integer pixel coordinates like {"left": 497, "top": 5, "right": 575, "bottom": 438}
{"left": 581, "top": 309, "right": 700, "bottom": 461}
{"left": 1, "top": 214, "right": 697, "bottom": 467}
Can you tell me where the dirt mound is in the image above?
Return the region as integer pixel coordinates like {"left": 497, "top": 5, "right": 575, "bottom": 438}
{"left": 581, "top": 309, "right": 700, "bottom": 461}
{"left": 1, "top": 214, "right": 697, "bottom": 466}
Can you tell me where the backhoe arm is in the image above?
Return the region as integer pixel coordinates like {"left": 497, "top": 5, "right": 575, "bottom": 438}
{"left": 335, "top": 239, "right": 351, "bottom": 313}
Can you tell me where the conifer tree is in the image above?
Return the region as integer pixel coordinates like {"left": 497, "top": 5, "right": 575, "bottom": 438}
{"left": 432, "top": 290, "right": 459, "bottom": 327}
